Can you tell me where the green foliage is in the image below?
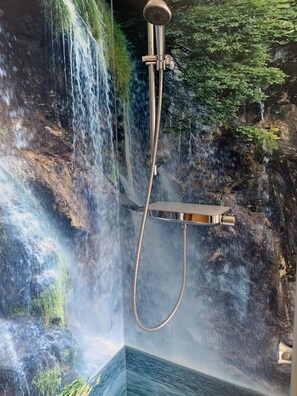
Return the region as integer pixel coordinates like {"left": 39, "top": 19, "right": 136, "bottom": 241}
{"left": 237, "top": 125, "right": 280, "bottom": 150}
{"left": 167, "top": 0, "right": 290, "bottom": 125}
{"left": 59, "top": 377, "right": 92, "bottom": 396}
{"left": 269, "top": 0, "right": 297, "bottom": 44}
{"left": 32, "top": 366, "right": 61, "bottom": 396}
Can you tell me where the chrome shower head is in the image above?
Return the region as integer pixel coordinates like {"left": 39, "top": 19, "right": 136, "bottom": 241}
{"left": 143, "top": 0, "right": 172, "bottom": 26}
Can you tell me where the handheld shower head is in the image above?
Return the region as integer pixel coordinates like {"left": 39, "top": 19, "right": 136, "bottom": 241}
{"left": 143, "top": 0, "right": 171, "bottom": 68}
{"left": 143, "top": 0, "right": 172, "bottom": 26}
{"left": 155, "top": 25, "right": 165, "bottom": 62}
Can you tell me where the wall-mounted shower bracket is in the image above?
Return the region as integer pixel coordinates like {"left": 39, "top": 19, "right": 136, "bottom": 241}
{"left": 142, "top": 54, "right": 174, "bottom": 70}
{"left": 142, "top": 201, "right": 236, "bottom": 226}
{"left": 278, "top": 342, "right": 293, "bottom": 364}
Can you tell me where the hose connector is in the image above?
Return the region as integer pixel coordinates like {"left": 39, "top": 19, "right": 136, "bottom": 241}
{"left": 221, "top": 214, "right": 236, "bottom": 226}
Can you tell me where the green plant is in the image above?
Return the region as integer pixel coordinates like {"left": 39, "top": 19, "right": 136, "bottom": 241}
{"left": 269, "top": 0, "right": 297, "bottom": 44}
{"left": 237, "top": 125, "right": 280, "bottom": 150}
{"left": 167, "top": 0, "right": 290, "bottom": 125}
{"left": 59, "top": 377, "right": 92, "bottom": 396}
{"left": 32, "top": 366, "right": 61, "bottom": 396}
{"left": 61, "top": 346, "right": 77, "bottom": 363}
{"left": 13, "top": 251, "right": 70, "bottom": 324}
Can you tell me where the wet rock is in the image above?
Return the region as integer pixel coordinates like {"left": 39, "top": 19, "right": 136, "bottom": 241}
{"left": 0, "top": 317, "right": 77, "bottom": 395}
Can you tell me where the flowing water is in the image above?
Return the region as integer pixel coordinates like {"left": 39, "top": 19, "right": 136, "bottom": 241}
{"left": 45, "top": 0, "right": 124, "bottom": 375}
{"left": 0, "top": 0, "right": 294, "bottom": 393}
{"left": 118, "top": 65, "right": 150, "bottom": 205}
{"left": 0, "top": 319, "right": 30, "bottom": 396}
{"left": 0, "top": 0, "right": 123, "bottom": 390}
{"left": 0, "top": 157, "right": 73, "bottom": 395}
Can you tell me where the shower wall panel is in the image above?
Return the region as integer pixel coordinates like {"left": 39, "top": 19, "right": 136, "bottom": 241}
{"left": 115, "top": 1, "right": 297, "bottom": 395}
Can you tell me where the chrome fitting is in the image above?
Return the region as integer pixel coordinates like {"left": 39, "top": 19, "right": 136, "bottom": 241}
{"left": 221, "top": 214, "right": 236, "bottom": 226}
{"left": 142, "top": 54, "right": 174, "bottom": 70}
{"left": 147, "top": 202, "right": 236, "bottom": 227}
{"left": 278, "top": 342, "right": 293, "bottom": 364}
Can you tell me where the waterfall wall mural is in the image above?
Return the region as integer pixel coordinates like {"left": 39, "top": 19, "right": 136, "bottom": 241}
{"left": 0, "top": 0, "right": 296, "bottom": 394}
{"left": 0, "top": 0, "right": 127, "bottom": 394}
{"left": 115, "top": 1, "right": 297, "bottom": 395}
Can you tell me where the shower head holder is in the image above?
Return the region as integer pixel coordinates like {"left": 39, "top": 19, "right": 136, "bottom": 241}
{"left": 142, "top": 53, "right": 174, "bottom": 70}
{"left": 141, "top": 201, "right": 236, "bottom": 226}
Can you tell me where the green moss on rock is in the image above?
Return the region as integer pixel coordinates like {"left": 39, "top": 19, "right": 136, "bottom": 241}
{"left": 75, "top": 0, "right": 101, "bottom": 40}
{"left": 32, "top": 280, "right": 65, "bottom": 327}
{"left": 113, "top": 23, "right": 131, "bottom": 99}
{"left": 41, "top": 0, "right": 71, "bottom": 32}
{"left": 32, "top": 366, "right": 61, "bottom": 396}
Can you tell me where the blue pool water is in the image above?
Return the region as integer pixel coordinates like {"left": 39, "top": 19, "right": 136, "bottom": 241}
{"left": 89, "top": 348, "right": 126, "bottom": 396}
{"left": 125, "top": 348, "right": 265, "bottom": 396}
{"left": 90, "top": 347, "right": 265, "bottom": 395}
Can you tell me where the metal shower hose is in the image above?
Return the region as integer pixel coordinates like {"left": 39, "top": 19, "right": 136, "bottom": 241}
{"left": 132, "top": 68, "right": 187, "bottom": 332}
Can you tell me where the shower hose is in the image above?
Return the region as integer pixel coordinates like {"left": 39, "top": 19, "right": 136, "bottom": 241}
{"left": 132, "top": 68, "right": 187, "bottom": 332}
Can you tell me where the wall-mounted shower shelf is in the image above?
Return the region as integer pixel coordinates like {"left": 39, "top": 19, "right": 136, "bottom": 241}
{"left": 147, "top": 201, "right": 235, "bottom": 226}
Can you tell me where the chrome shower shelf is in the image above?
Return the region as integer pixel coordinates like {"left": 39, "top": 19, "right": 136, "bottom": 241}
{"left": 146, "top": 201, "right": 235, "bottom": 226}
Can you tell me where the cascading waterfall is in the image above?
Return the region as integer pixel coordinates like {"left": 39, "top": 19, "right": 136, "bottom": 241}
{"left": 0, "top": 0, "right": 294, "bottom": 393}
{"left": 0, "top": 23, "right": 30, "bottom": 395}
{"left": 122, "top": 100, "right": 134, "bottom": 197}
{"left": 119, "top": 65, "right": 150, "bottom": 205}
{"left": 64, "top": 0, "right": 116, "bottom": 176}
{"left": 260, "top": 101, "right": 265, "bottom": 123}
{"left": 0, "top": 319, "right": 30, "bottom": 396}
{"left": 0, "top": 25, "right": 14, "bottom": 111}
{"left": 0, "top": 23, "right": 29, "bottom": 151}
{"left": 45, "top": 0, "right": 123, "bottom": 374}
{"left": 0, "top": 157, "right": 74, "bottom": 394}
{"left": 0, "top": 0, "right": 125, "bottom": 391}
